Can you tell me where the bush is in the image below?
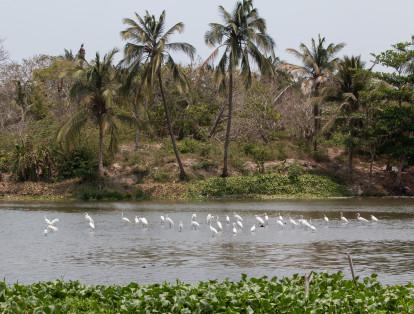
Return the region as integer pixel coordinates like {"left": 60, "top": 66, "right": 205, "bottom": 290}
{"left": 188, "top": 173, "right": 348, "bottom": 199}
{"left": 243, "top": 143, "right": 274, "bottom": 173}
{"left": 56, "top": 148, "right": 98, "bottom": 180}
{"left": 192, "top": 160, "right": 217, "bottom": 171}
{"left": 151, "top": 170, "right": 171, "bottom": 183}
{"left": 288, "top": 164, "right": 303, "bottom": 183}
{"left": 178, "top": 138, "right": 204, "bottom": 154}
{"left": 75, "top": 186, "right": 149, "bottom": 201}
{"left": 11, "top": 140, "right": 55, "bottom": 181}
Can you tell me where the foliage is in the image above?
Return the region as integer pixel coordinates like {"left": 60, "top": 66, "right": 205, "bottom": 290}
{"left": 11, "top": 140, "right": 55, "bottom": 181}
{"left": 243, "top": 143, "right": 274, "bottom": 173}
{"left": 75, "top": 185, "right": 149, "bottom": 201}
{"left": 1, "top": 273, "right": 413, "bottom": 313}
{"left": 55, "top": 147, "right": 98, "bottom": 180}
{"left": 188, "top": 173, "right": 347, "bottom": 199}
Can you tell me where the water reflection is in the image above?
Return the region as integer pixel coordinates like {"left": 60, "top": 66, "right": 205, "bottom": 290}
{"left": 0, "top": 199, "right": 414, "bottom": 284}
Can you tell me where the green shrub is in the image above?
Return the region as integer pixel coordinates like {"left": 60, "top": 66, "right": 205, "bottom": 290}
{"left": 56, "top": 148, "right": 98, "bottom": 180}
{"left": 188, "top": 173, "right": 348, "bottom": 199}
{"left": 0, "top": 150, "right": 11, "bottom": 172}
{"left": 243, "top": 143, "right": 274, "bottom": 173}
{"left": 75, "top": 186, "right": 149, "bottom": 201}
{"left": 192, "top": 160, "right": 217, "bottom": 171}
{"left": 178, "top": 138, "right": 204, "bottom": 154}
{"left": 151, "top": 170, "right": 171, "bottom": 183}
{"left": 288, "top": 163, "right": 303, "bottom": 183}
{"left": 11, "top": 140, "right": 55, "bottom": 181}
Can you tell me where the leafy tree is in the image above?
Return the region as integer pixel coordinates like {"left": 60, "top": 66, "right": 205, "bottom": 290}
{"left": 286, "top": 35, "right": 345, "bottom": 151}
{"left": 121, "top": 11, "right": 195, "bottom": 180}
{"left": 57, "top": 49, "right": 130, "bottom": 177}
{"left": 205, "top": 0, "right": 274, "bottom": 177}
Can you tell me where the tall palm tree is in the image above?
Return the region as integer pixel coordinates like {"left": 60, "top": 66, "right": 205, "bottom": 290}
{"left": 58, "top": 49, "right": 130, "bottom": 177}
{"left": 120, "top": 11, "right": 195, "bottom": 181}
{"left": 330, "top": 56, "right": 369, "bottom": 176}
{"left": 286, "top": 35, "right": 345, "bottom": 151}
{"left": 204, "top": 0, "right": 274, "bottom": 177}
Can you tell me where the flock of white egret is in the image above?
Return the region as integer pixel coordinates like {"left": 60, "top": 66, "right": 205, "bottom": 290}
{"left": 43, "top": 211, "right": 379, "bottom": 237}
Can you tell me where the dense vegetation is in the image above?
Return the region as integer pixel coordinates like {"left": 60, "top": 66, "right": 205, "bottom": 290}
{"left": 1, "top": 273, "right": 413, "bottom": 313}
{"left": 0, "top": 0, "right": 413, "bottom": 199}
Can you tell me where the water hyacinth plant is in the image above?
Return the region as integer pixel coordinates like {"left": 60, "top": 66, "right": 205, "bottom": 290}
{"left": 0, "top": 273, "right": 413, "bottom": 313}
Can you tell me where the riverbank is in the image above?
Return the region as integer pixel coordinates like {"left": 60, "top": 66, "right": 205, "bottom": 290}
{"left": 1, "top": 273, "right": 412, "bottom": 313}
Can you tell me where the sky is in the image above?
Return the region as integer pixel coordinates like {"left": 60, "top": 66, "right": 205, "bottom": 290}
{"left": 0, "top": 0, "right": 413, "bottom": 65}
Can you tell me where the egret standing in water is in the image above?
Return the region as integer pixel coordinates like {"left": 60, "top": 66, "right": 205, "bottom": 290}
{"left": 255, "top": 215, "right": 265, "bottom": 227}
{"left": 191, "top": 220, "right": 200, "bottom": 230}
{"left": 250, "top": 225, "right": 256, "bottom": 233}
{"left": 160, "top": 215, "right": 165, "bottom": 225}
{"left": 264, "top": 213, "right": 269, "bottom": 226}
{"left": 140, "top": 217, "right": 149, "bottom": 228}
{"left": 209, "top": 223, "right": 218, "bottom": 237}
{"left": 356, "top": 213, "right": 368, "bottom": 222}
{"left": 226, "top": 215, "right": 230, "bottom": 224}
{"left": 178, "top": 221, "right": 183, "bottom": 232}
{"left": 234, "top": 213, "right": 243, "bottom": 222}
{"left": 370, "top": 214, "right": 379, "bottom": 222}
{"left": 166, "top": 215, "right": 174, "bottom": 228}
{"left": 340, "top": 212, "right": 349, "bottom": 223}
{"left": 323, "top": 215, "right": 329, "bottom": 222}
{"left": 232, "top": 223, "right": 238, "bottom": 235}
{"left": 121, "top": 212, "right": 131, "bottom": 223}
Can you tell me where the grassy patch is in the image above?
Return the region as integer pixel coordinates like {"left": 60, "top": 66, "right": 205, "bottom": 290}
{"left": 73, "top": 184, "right": 149, "bottom": 201}
{"left": 0, "top": 273, "right": 413, "bottom": 313}
{"left": 188, "top": 173, "right": 349, "bottom": 199}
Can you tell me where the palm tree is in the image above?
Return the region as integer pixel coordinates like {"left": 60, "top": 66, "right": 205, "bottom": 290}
{"left": 58, "top": 49, "right": 130, "bottom": 177}
{"left": 120, "top": 11, "right": 195, "bottom": 181}
{"left": 331, "top": 56, "right": 369, "bottom": 176}
{"left": 204, "top": 0, "right": 274, "bottom": 177}
{"left": 286, "top": 35, "right": 345, "bottom": 151}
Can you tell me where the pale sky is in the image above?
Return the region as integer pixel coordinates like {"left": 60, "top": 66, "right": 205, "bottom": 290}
{"left": 0, "top": 0, "right": 412, "bottom": 65}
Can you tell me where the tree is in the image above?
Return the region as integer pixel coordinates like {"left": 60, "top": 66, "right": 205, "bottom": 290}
{"left": 204, "top": 0, "right": 274, "bottom": 177}
{"left": 285, "top": 35, "right": 345, "bottom": 151}
{"left": 328, "top": 56, "right": 370, "bottom": 176}
{"left": 57, "top": 49, "right": 129, "bottom": 177}
{"left": 120, "top": 11, "right": 195, "bottom": 181}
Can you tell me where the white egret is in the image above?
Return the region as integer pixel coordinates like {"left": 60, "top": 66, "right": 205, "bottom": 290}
{"left": 226, "top": 215, "right": 230, "bottom": 224}
{"left": 121, "top": 212, "right": 131, "bottom": 223}
{"left": 289, "top": 217, "right": 298, "bottom": 226}
{"left": 166, "top": 215, "right": 174, "bottom": 228}
{"left": 250, "top": 225, "right": 256, "bottom": 233}
{"left": 44, "top": 216, "right": 59, "bottom": 225}
{"left": 234, "top": 213, "right": 243, "bottom": 222}
{"left": 140, "top": 217, "right": 149, "bottom": 227}
{"left": 370, "top": 215, "right": 379, "bottom": 222}
{"left": 191, "top": 220, "right": 200, "bottom": 230}
{"left": 323, "top": 215, "right": 329, "bottom": 222}
{"left": 178, "top": 221, "right": 183, "bottom": 232}
{"left": 84, "top": 213, "right": 93, "bottom": 223}
{"left": 134, "top": 216, "right": 139, "bottom": 224}
{"left": 236, "top": 220, "right": 243, "bottom": 229}
{"left": 47, "top": 224, "right": 58, "bottom": 232}
{"left": 209, "top": 224, "right": 218, "bottom": 236}
{"left": 232, "top": 223, "right": 238, "bottom": 235}
{"left": 356, "top": 213, "right": 368, "bottom": 222}
{"left": 216, "top": 220, "right": 223, "bottom": 231}
{"left": 206, "top": 213, "right": 212, "bottom": 224}
{"left": 89, "top": 220, "right": 95, "bottom": 230}
{"left": 160, "top": 215, "right": 165, "bottom": 225}
{"left": 264, "top": 213, "right": 269, "bottom": 226}
{"left": 276, "top": 219, "right": 284, "bottom": 227}
{"left": 43, "top": 228, "right": 48, "bottom": 236}
{"left": 278, "top": 213, "right": 284, "bottom": 221}
{"left": 255, "top": 215, "right": 265, "bottom": 227}
{"left": 191, "top": 213, "right": 197, "bottom": 221}
{"left": 340, "top": 212, "right": 349, "bottom": 223}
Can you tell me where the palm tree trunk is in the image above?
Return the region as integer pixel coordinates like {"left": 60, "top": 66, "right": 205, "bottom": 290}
{"left": 222, "top": 69, "right": 233, "bottom": 178}
{"left": 158, "top": 71, "right": 187, "bottom": 181}
{"left": 208, "top": 103, "right": 226, "bottom": 138}
{"left": 313, "top": 102, "right": 319, "bottom": 152}
{"left": 98, "top": 119, "right": 104, "bottom": 177}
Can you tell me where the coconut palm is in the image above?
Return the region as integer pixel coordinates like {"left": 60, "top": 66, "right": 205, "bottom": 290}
{"left": 57, "top": 49, "right": 131, "bottom": 177}
{"left": 286, "top": 35, "right": 345, "bottom": 151}
{"left": 204, "top": 0, "right": 275, "bottom": 177}
{"left": 330, "top": 56, "right": 369, "bottom": 175}
{"left": 120, "top": 11, "right": 195, "bottom": 181}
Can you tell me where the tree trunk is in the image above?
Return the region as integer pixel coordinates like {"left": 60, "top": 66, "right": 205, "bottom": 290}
{"left": 222, "top": 69, "right": 233, "bottom": 178}
{"left": 98, "top": 119, "right": 104, "bottom": 177}
{"left": 158, "top": 71, "right": 187, "bottom": 181}
{"left": 208, "top": 103, "right": 226, "bottom": 138}
{"left": 313, "top": 102, "right": 319, "bottom": 152}
{"left": 348, "top": 145, "right": 353, "bottom": 178}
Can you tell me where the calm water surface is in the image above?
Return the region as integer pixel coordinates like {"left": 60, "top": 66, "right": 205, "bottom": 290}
{"left": 1, "top": 199, "right": 414, "bottom": 285}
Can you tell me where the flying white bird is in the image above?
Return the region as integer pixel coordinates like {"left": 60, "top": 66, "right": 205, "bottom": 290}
{"left": 340, "top": 212, "right": 349, "bottom": 223}
{"left": 47, "top": 224, "right": 58, "bottom": 232}
{"left": 356, "top": 213, "right": 368, "bottom": 222}
{"left": 323, "top": 215, "right": 329, "bottom": 222}
{"left": 370, "top": 215, "right": 379, "bottom": 222}
{"left": 44, "top": 216, "right": 59, "bottom": 226}
{"left": 178, "top": 221, "right": 183, "bottom": 232}
{"left": 121, "top": 212, "right": 131, "bottom": 223}
{"left": 232, "top": 223, "right": 238, "bottom": 235}
{"left": 255, "top": 215, "right": 265, "bottom": 227}
{"left": 166, "top": 215, "right": 174, "bottom": 228}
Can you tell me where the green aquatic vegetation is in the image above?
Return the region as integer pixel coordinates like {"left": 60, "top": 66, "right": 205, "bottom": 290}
{"left": 0, "top": 273, "right": 413, "bottom": 313}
